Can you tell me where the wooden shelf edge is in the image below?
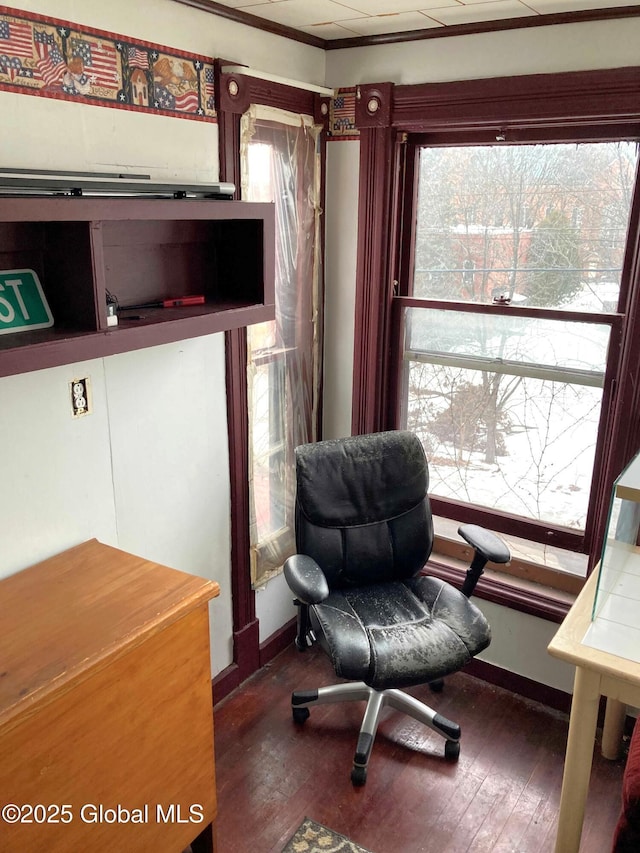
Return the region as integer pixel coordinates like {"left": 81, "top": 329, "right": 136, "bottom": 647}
{"left": 0, "top": 302, "right": 275, "bottom": 378}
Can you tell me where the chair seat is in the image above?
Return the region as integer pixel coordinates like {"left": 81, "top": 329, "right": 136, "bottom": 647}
{"left": 310, "top": 576, "right": 491, "bottom": 691}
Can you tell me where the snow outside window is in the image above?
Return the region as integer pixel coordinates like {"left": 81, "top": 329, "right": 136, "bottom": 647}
{"left": 399, "top": 142, "right": 638, "bottom": 569}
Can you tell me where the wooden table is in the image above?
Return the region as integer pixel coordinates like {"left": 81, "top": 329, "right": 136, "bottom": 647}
{"left": 0, "top": 539, "right": 219, "bottom": 852}
{"left": 548, "top": 567, "right": 639, "bottom": 853}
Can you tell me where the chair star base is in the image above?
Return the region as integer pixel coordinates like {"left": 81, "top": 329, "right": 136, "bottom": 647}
{"left": 291, "top": 681, "right": 461, "bottom": 785}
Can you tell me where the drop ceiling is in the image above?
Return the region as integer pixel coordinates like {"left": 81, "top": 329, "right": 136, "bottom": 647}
{"left": 210, "top": 0, "right": 640, "bottom": 41}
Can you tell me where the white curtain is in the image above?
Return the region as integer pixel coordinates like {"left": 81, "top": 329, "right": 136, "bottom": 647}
{"left": 240, "top": 105, "right": 322, "bottom": 587}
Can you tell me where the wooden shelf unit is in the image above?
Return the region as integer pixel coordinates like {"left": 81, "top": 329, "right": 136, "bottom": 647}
{"left": 0, "top": 196, "right": 275, "bottom": 377}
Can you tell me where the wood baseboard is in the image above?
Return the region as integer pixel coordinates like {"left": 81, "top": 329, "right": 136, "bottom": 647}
{"left": 259, "top": 618, "right": 296, "bottom": 667}
{"left": 213, "top": 619, "right": 297, "bottom": 705}
{"left": 465, "top": 658, "right": 572, "bottom": 715}
{"left": 212, "top": 662, "right": 241, "bottom": 705}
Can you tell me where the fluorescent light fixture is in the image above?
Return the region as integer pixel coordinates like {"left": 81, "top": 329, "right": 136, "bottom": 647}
{"left": 221, "top": 65, "right": 334, "bottom": 97}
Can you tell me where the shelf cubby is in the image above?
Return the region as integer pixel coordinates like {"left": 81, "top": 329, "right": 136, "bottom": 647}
{"left": 0, "top": 196, "right": 275, "bottom": 377}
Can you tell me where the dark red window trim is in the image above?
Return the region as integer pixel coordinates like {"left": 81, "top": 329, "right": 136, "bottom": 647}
{"left": 352, "top": 68, "right": 640, "bottom": 615}
{"left": 216, "top": 62, "right": 329, "bottom": 700}
{"left": 391, "top": 67, "right": 640, "bottom": 133}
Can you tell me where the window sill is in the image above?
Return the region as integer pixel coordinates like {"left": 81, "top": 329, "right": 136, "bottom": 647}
{"left": 433, "top": 515, "right": 587, "bottom": 596}
{"left": 426, "top": 552, "right": 575, "bottom": 624}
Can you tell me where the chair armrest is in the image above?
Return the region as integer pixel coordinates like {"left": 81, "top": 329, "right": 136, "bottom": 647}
{"left": 457, "top": 524, "right": 511, "bottom": 597}
{"left": 284, "top": 554, "right": 330, "bottom": 604}
{"left": 458, "top": 524, "right": 510, "bottom": 565}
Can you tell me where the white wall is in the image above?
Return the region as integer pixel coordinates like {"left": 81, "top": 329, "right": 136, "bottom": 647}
{"left": 1, "top": 0, "right": 324, "bottom": 676}
{"left": 322, "top": 140, "right": 359, "bottom": 441}
{"left": 256, "top": 573, "right": 296, "bottom": 643}
{"left": 1, "top": 90, "right": 218, "bottom": 184}
{"left": 104, "top": 339, "right": 234, "bottom": 674}
{"left": 478, "top": 602, "right": 574, "bottom": 693}
{"left": 0, "top": 361, "right": 118, "bottom": 572}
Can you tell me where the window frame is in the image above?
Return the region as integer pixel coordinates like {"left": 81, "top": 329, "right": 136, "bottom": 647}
{"left": 216, "top": 62, "right": 329, "bottom": 697}
{"left": 242, "top": 111, "right": 323, "bottom": 587}
{"left": 393, "top": 292, "right": 624, "bottom": 556}
{"left": 352, "top": 68, "right": 640, "bottom": 611}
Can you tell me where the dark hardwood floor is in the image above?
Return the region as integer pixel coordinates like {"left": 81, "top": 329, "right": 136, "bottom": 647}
{"left": 213, "top": 644, "right": 627, "bottom": 853}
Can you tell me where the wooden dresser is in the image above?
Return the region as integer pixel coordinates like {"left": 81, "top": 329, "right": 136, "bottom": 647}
{"left": 0, "top": 539, "right": 220, "bottom": 852}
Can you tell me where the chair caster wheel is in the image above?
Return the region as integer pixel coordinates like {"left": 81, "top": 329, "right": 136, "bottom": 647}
{"left": 445, "top": 740, "right": 460, "bottom": 761}
{"left": 292, "top": 706, "right": 310, "bottom": 725}
{"left": 429, "top": 678, "right": 444, "bottom": 693}
{"left": 351, "top": 765, "right": 367, "bottom": 786}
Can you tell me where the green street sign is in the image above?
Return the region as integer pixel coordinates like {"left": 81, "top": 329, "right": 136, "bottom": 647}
{"left": 0, "top": 269, "right": 53, "bottom": 335}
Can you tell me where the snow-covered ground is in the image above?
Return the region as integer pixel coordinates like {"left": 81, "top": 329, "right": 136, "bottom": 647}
{"left": 405, "top": 303, "right": 609, "bottom": 530}
{"left": 417, "top": 378, "right": 600, "bottom": 530}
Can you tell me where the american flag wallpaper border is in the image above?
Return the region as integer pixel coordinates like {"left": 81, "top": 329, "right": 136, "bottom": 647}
{"left": 0, "top": 6, "right": 360, "bottom": 136}
{"left": 329, "top": 87, "right": 358, "bottom": 140}
{"left": 0, "top": 5, "right": 216, "bottom": 122}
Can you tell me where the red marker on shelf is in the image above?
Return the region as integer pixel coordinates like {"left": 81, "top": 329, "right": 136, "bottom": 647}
{"left": 121, "top": 295, "right": 205, "bottom": 311}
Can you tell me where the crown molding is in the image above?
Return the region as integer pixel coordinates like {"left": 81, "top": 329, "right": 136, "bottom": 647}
{"left": 326, "top": 5, "right": 640, "bottom": 49}
{"left": 172, "top": 1, "right": 640, "bottom": 52}
{"left": 171, "top": 0, "right": 324, "bottom": 48}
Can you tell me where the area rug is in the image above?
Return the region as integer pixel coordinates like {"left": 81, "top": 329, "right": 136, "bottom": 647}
{"left": 282, "top": 817, "right": 373, "bottom": 853}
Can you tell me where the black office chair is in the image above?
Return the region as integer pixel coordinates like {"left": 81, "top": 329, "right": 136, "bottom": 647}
{"left": 283, "top": 430, "right": 510, "bottom": 785}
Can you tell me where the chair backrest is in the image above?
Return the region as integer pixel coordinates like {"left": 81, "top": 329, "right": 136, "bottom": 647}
{"left": 294, "top": 430, "right": 434, "bottom": 589}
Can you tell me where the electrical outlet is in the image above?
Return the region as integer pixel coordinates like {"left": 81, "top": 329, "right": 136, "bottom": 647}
{"left": 70, "top": 377, "right": 91, "bottom": 417}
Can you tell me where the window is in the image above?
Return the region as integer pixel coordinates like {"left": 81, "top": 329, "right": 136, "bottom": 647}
{"left": 394, "top": 141, "right": 637, "bottom": 588}
{"left": 241, "top": 106, "right": 322, "bottom": 587}
{"left": 349, "top": 70, "right": 640, "bottom": 610}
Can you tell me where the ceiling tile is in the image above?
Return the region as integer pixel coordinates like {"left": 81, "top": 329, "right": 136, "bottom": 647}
{"left": 526, "top": 0, "right": 640, "bottom": 10}
{"left": 340, "top": 0, "right": 460, "bottom": 13}
{"left": 210, "top": 0, "right": 640, "bottom": 39}
{"left": 246, "top": 0, "right": 368, "bottom": 27}
{"left": 214, "top": 0, "right": 277, "bottom": 8}
{"left": 429, "top": 0, "right": 534, "bottom": 24}
{"left": 458, "top": 0, "right": 527, "bottom": 4}
{"left": 338, "top": 10, "right": 444, "bottom": 34}
{"left": 299, "top": 20, "right": 368, "bottom": 37}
